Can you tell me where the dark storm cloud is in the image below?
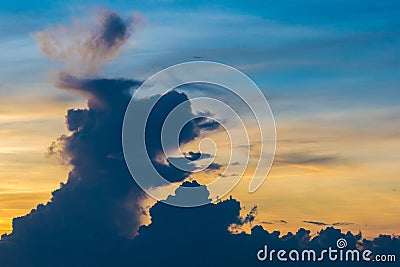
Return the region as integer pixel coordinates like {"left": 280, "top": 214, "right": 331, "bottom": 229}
{"left": 57, "top": 73, "right": 136, "bottom": 109}
{"left": 0, "top": 71, "right": 144, "bottom": 266}
{"left": 144, "top": 90, "right": 221, "bottom": 183}
{"left": 122, "top": 183, "right": 399, "bottom": 267}
{"left": 58, "top": 77, "right": 219, "bottom": 185}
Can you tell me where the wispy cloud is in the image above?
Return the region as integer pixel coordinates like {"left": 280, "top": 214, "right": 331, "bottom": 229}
{"left": 35, "top": 9, "right": 141, "bottom": 75}
{"left": 274, "top": 152, "right": 341, "bottom": 167}
{"left": 303, "top": 220, "right": 355, "bottom": 227}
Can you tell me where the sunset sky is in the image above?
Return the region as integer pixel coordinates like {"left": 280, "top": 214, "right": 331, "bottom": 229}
{"left": 1, "top": 0, "right": 399, "bottom": 243}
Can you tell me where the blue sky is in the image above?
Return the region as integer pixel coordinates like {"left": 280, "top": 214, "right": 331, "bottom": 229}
{"left": 1, "top": 0, "right": 399, "bottom": 103}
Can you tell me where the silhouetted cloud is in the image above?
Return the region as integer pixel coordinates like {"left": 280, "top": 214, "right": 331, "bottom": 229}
{"left": 144, "top": 90, "right": 221, "bottom": 184}
{"left": 332, "top": 222, "right": 355, "bottom": 226}
{"left": 184, "top": 151, "right": 202, "bottom": 160}
{"left": 183, "top": 151, "right": 213, "bottom": 161}
{"left": 240, "top": 205, "right": 257, "bottom": 225}
{"left": 205, "top": 162, "right": 223, "bottom": 173}
{"left": 303, "top": 220, "right": 329, "bottom": 226}
{"left": 124, "top": 185, "right": 399, "bottom": 266}
{"left": 262, "top": 221, "right": 274, "bottom": 225}
{"left": 261, "top": 219, "right": 288, "bottom": 225}
{"left": 0, "top": 9, "right": 224, "bottom": 266}
{"left": 46, "top": 134, "right": 68, "bottom": 164}
{"left": 2, "top": 174, "right": 399, "bottom": 266}
{"left": 304, "top": 220, "right": 355, "bottom": 227}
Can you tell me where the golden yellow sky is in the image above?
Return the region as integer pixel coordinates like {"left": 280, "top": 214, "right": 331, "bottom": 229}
{"left": 0, "top": 93, "right": 79, "bottom": 234}
{"left": 186, "top": 105, "right": 400, "bottom": 238}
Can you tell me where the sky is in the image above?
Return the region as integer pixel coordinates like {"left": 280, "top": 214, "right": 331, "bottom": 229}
{"left": 0, "top": 1, "right": 399, "bottom": 265}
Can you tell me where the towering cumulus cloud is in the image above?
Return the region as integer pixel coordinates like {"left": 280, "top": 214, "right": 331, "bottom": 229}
{"left": 0, "top": 9, "right": 227, "bottom": 266}
{"left": 0, "top": 9, "right": 398, "bottom": 267}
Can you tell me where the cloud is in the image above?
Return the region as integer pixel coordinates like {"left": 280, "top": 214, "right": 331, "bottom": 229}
{"left": 204, "top": 162, "right": 223, "bottom": 173}
{"left": 35, "top": 9, "right": 138, "bottom": 75}
{"left": 46, "top": 134, "right": 68, "bottom": 164}
{"left": 332, "top": 222, "right": 355, "bottom": 226}
{"left": 165, "top": 156, "right": 198, "bottom": 173}
{"left": 144, "top": 90, "right": 221, "bottom": 184}
{"left": 57, "top": 73, "right": 137, "bottom": 109}
{"left": 303, "top": 220, "right": 329, "bottom": 226}
{"left": 274, "top": 152, "right": 341, "bottom": 167}
{"left": 183, "top": 151, "right": 213, "bottom": 161}
{"left": 303, "top": 220, "right": 355, "bottom": 227}
{"left": 184, "top": 151, "right": 202, "bottom": 160}
{"left": 240, "top": 205, "right": 257, "bottom": 225}
{"left": 261, "top": 221, "right": 274, "bottom": 225}
{"left": 2, "top": 179, "right": 399, "bottom": 265}
{"left": 261, "top": 219, "right": 288, "bottom": 225}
